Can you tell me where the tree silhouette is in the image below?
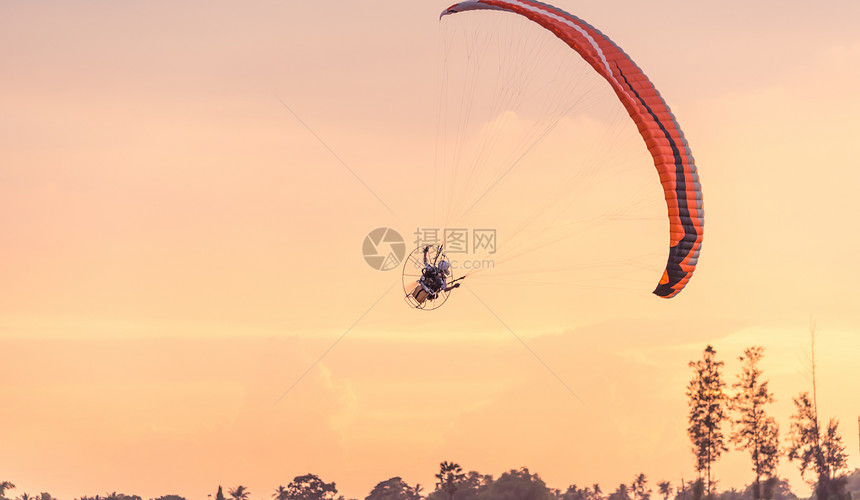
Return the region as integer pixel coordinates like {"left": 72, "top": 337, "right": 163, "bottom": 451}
{"left": 687, "top": 345, "right": 728, "bottom": 496}
{"left": 478, "top": 468, "right": 553, "bottom": 500}
{"left": 608, "top": 484, "right": 631, "bottom": 500}
{"left": 842, "top": 469, "right": 860, "bottom": 499}
{"left": 426, "top": 469, "right": 490, "bottom": 500}
{"left": 215, "top": 486, "right": 226, "bottom": 500}
{"left": 786, "top": 325, "right": 849, "bottom": 500}
{"left": 630, "top": 475, "right": 651, "bottom": 500}
{"left": 364, "top": 476, "right": 421, "bottom": 500}
{"left": 0, "top": 483, "right": 15, "bottom": 500}
{"left": 77, "top": 493, "right": 140, "bottom": 500}
{"left": 787, "top": 393, "right": 848, "bottom": 500}
{"left": 689, "top": 479, "right": 705, "bottom": 500}
{"left": 657, "top": 482, "right": 672, "bottom": 500}
{"left": 285, "top": 474, "right": 337, "bottom": 500}
{"left": 273, "top": 486, "right": 289, "bottom": 500}
{"left": 742, "top": 478, "right": 796, "bottom": 500}
{"left": 561, "top": 484, "right": 596, "bottom": 500}
{"left": 676, "top": 480, "right": 688, "bottom": 500}
{"left": 435, "top": 462, "right": 466, "bottom": 500}
{"left": 228, "top": 486, "right": 250, "bottom": 500}
{"left": 729, "top": 346, "right": 780, "bottom": 500}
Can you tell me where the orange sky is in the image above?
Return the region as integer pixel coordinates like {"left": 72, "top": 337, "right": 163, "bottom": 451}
{"left": 2, "top": 1, "right": 860, "bottom": 499}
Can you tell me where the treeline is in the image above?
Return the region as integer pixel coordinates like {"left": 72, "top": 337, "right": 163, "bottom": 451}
{"left": 1, "top": 334, "right": 856, "bottom": 500}
{"left": 5, "top": 467, "right": 860, "bottom": 500}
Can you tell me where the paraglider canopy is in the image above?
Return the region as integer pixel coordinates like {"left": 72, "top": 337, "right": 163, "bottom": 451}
{"left": 440, "top": 0, "right": 703, "bottom": 298}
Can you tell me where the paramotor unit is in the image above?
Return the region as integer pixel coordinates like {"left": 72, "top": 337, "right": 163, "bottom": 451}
{"left": 402, "top": 245, "right": 465, "bottom": 310}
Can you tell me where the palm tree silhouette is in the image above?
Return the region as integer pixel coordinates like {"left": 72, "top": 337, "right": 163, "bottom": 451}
{"left": 658, "top": 482, "right": 672, "bottom": 500}
{"left": 228, "top": 486, "right": 250, "bottom": 500}
{"left": 271, "top": 486, "right": 288, "bottom": 500}
{"left": 435, "top": 462, "right": 465, "bottom": 500}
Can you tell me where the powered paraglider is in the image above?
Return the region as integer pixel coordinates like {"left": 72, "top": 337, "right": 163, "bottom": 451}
{"left": 402, "top": 245, "right": 464, "bottom": 310}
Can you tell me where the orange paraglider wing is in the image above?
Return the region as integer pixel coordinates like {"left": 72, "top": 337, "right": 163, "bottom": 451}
{"left": 442, "top": 0, "right": 703, "bottom": 298}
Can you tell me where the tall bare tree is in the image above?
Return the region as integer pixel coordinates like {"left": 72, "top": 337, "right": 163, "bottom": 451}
{"left": 729, "top": 346, "right": 780, "bottom": 500}
{"left": 787, "top": 393, "right": 848, "bottom": 500}
{"left": 687, "top": 345, "right": 728, "bottom": 496}
{"left": 786, "top": 325, "right": 849, "bottom": 500}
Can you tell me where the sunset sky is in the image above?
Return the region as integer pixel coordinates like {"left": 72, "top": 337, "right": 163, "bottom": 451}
{"left": 2, "top": 1, "right": 859, "bottom": 499}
